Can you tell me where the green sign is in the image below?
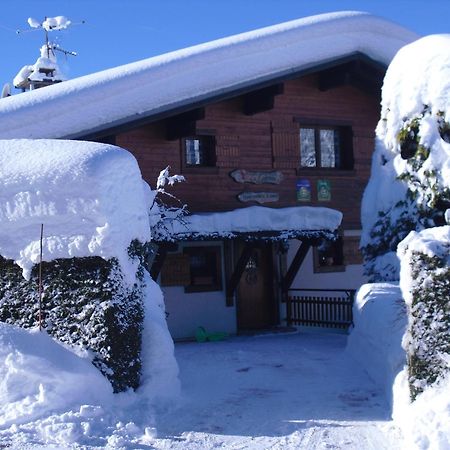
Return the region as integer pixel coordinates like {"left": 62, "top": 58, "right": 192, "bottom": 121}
{"left": 317, "top": 180, "right": 331, "bottom": 201}
{"left": 296, "top": 179, "right": 311, "bottom": 202}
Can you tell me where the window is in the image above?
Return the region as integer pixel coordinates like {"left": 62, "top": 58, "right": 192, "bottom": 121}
{"left": 184, "top": 246, "right": 222, "bottom": 292}
{"left": 299, "top": 126, "right": 353, "bottom": 169}
{"left": 313, "top": 237, "right": 345, "bottom": 273}
{"left": 183, "top": 135, "right": 216, "bottom": 167}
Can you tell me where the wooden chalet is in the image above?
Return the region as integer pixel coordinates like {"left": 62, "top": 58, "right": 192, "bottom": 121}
{"left": 0, "top": 12, "right": 418, "bottom": 339}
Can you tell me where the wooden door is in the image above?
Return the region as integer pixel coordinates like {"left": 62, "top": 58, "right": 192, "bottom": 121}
{"left": 236, "top": 242, "right": 275, "bottom": 330}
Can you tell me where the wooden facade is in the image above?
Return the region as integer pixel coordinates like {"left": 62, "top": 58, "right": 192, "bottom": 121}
{"left": 113, "top": 71, "right": 380, "bottom": 231}
{"left": 89, "top": 57, "right": 384, "bottom": 339}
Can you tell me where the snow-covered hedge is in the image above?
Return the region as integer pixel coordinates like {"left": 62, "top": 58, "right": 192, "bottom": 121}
{"left": 0, "top": 140, "right": 155, "bottom": 392}
{"left": 0, "top": 250, "right": 145, "bottom": 392}
{"left": 361, "top": 35, "right": 450, "bottom": 282}
{"left": 398, "top": 226, "right": 450, "bottom": 400}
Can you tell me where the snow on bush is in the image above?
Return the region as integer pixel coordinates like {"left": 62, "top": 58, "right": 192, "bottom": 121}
{"left": 346, "top": 283, "right": 407, "bottom": 410}
{"left": 0, "top": 277, "right": 180, "bottom": 448}
{"left": 361, "top": 35, "right": 450, "bottom": 282}
{"left": 393, "top": 369, "right": 450, "bottom": 450}
{"left": 0, "top": 139, "right": 150, "bottom": 281}
{"left": 0, "top": 139, "right": 178, "bottom": 395}
{"left": 0, "top": 252, "right": 145, "bottom": 393}
{"left": 397, "top": 226, "right": 450, "bottom": 400}
{"left": 358, "top": 35, "right": 450, "bottom": 449}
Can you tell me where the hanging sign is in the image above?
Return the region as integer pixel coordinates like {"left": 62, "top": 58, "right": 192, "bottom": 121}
{"left": 237, "top": 192, "right": 279, "bottom": 204}
{"left": 296, "top": 179, "right": 311, "bottom": 202}
{"left": 317, "top": 180, "right": 331, "bottom": 201}
{"left": 230, "top": 169, "right": 284, "bottom": 185}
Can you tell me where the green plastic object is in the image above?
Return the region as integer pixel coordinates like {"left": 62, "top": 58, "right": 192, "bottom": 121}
{"left": 195, "top": 326, "right": 228, "bottom": 343}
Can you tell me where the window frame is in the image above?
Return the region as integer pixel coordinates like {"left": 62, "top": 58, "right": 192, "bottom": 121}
{"left": 181, "top": 134, "right": 217, "bottom": 170}
{"left": 296, "top": 120, "right": 354, "bottom": 171}
{"left": 313, "top": 236, "right": 345, "bottom": 273}
{"left": 183, "top": 245, "right": 223, "bottom": 293}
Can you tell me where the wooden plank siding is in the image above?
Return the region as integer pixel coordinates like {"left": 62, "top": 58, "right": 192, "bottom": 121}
{"left": 115, "top": 73, "right": 381, "bottom": 230}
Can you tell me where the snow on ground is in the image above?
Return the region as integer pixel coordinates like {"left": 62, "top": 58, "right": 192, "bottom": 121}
{"left": 0, "top": 327, "right": 404, "bottom": 449}
{"left": 0, "top": 12, "right": 417, "bottom": 140}
{"left": 150, "top": 332, "right": 401, "bottom": 450}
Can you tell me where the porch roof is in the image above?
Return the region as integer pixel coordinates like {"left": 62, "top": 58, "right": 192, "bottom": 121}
{"left": 155, "top": 205, "right": 342, "bottom": 242}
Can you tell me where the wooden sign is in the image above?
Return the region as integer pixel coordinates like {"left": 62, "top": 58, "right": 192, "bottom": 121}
{"left": 237, "top": 192, "right": 279, "bottom": 204}
{"left": 317, "top": 180, "right": 331, "bottom": 201}
{"left": 296, "top": 179, "right": 311, "bottom": 202}
{"left": 160, "top": 253, "right": 191, "bottom": 286}
{"left": 230, "top": 169, "right": 284, "bottom": 185}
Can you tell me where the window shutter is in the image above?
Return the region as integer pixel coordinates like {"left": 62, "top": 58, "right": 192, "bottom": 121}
{"left": 215, "top": 135, "right": 240, "bottom": 168}
{"left": 339, "top": 126, "right": 354, "bottom": 170}
{"left": 271, "top": 120, "right": 299, "bottom": 169}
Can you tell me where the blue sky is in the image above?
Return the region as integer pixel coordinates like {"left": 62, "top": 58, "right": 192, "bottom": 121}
{"left": 1, "top": 0, "right": 449, "bottom": 88}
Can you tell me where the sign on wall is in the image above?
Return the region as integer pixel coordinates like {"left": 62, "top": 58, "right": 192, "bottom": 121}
{"left": 296, "top": 179, "right": 311, "bottom": 202}
{"left": 317, "top": 180, "right": 331, "bottom": 201}
{"left": 230, "top": 169, "right": 284, "bottom": 184}
{"left": 237, "top": 192, "right": 279, "bottom": 204}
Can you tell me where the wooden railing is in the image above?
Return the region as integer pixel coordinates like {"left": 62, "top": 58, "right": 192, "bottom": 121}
{"left": 287, "top": 289, "right": 356, "bottom": 330}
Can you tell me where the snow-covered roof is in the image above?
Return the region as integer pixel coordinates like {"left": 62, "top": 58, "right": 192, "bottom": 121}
{"left": 0, "top": 11, "right": 418, "bottom": 140}
{"left": 159, "top": 206, "right": 342, "bottom": 241}
{"left": 0, "top": 139, "right": 151, "bottom": 281}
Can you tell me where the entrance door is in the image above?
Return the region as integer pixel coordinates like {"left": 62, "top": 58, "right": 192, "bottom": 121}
{"left": 236, "top": 242, "right": 276, "bottom": 331}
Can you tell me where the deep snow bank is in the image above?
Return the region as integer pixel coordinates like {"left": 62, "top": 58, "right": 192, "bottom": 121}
{"left": 0, "top": 139, "right": 151, "bottom": 282}
{"left": 346, "top": 283, "right": 407, "bottom": 409}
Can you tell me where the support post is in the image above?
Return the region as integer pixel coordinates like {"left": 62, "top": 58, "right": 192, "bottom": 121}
{"left": 226, "top": 242, "right": 255, "bottom": 304}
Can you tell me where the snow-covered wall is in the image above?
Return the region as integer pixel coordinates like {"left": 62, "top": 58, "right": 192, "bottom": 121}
{"left": 0, "top": 139, "right": 151, "bottom": 281}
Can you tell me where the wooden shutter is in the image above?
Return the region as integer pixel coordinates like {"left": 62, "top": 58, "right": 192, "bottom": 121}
{"left": 215, "top": 135, "right": 240, "bottom": 168}
{"left": 271, "top": 119, "right": 299, "bottom": 169}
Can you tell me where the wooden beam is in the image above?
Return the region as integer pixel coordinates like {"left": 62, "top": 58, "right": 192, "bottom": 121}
{"left": 165, "top": 108, "right": 205, "bottom": 140}
{"left": 150, "top": 242, "right": 178, "bottom": 280}
{"left": 243, "top": 84, "right": 284, "bottom": 116}
{"left": 282, "top": 241, "right": 311, "bottom": 292}
{"left": 318, "top": 59, "right": 383, "bottom": 97}
{"left": 226, "top": 242, "right": 255, "bottom": 304}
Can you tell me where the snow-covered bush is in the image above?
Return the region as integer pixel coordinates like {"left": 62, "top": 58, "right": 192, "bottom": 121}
{"left": 398, "top": 227, "right": 450, "bottom": 400}
{"left": 0, "top": 252, "right": 144, "bottom": 392}
{"left": 361, "top": 35, "right": 450, "bottom": 282}
{"left": 148, "top": 166, "right": 188, "bottom": 241}
{"left": 0, "top": 140, "right": 158, "bottom": 392}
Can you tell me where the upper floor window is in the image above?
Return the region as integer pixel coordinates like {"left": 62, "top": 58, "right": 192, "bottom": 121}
{"left": 183, "top": 135, "right": 216, "bottom": 167}
{"left": 299, "top": 126, "right": 353, "bottom": 170}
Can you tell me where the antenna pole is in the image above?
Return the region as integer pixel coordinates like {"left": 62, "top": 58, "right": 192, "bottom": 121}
{"left": 38, "top": 223, "right": 44, "bottom": 331}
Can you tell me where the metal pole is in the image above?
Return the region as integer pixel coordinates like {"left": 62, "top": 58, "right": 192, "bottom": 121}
{"left": 39, "top": 223, "right": 43, "bottom": 331}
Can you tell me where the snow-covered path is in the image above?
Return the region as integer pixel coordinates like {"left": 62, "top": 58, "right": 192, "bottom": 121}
{"left": 152, "top": 331, "right": 402, "bottom": 450}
